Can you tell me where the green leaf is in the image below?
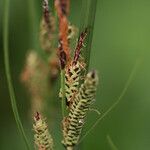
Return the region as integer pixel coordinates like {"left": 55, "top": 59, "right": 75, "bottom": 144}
{"left": 3, "top": 0, "right": 31, "bottom": 149}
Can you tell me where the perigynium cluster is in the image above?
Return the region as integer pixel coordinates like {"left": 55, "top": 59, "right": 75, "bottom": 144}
{"left": 62, "top": 71, "right": 99, "bottom": 149}
{"left": 33, "top": 112, "right": 54, "bottom": 150}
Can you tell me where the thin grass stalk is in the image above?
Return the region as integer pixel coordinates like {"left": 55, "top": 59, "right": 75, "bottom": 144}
{"left": 79, "top": 0, "right": 97, "bottom": 70}
{"left": 84, "top": 0, "right": 97, "bottom": 69}
{"left": 79, "top": 59, "right": 141, "bottom": 144}
{"left": 107, "top": 135, "right": 119, "bottom": 150}
{"left": 79, "top": 0, "right": 89, "bottom": 33}
{"left": 3, "top": 0, "right": 31, "bottom": 149}
{"left": 61, "top": 70, "right": 66, "bottom": 118}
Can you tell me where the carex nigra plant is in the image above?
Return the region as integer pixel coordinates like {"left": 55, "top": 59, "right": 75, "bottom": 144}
{"left": 3, "top": 0, "right": 141, "bottom": 150}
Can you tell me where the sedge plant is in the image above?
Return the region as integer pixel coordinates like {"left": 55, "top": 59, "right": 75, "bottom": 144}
{"left": 3, "top": 0, "right": 141, "bottom": 150}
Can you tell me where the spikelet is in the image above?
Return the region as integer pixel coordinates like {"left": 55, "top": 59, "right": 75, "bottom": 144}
{"left": 33, "top": 112, "right": 54, "bottom": 150}
{"left": 62, "top": 70, "right": 99, "bottom": 147}
{"left": 63, "top": 61, "right": 85, "bottom": 107}
{"left": 59, "top": 29, "right": 87, "bottom": 107}
{"left": 20, "top": 51, "right": 51, "bottom": 116}
{"left": 55, "top": 0, "right": 70, "bottom": 62}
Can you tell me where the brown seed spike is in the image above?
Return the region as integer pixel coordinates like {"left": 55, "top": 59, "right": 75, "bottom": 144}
{"left": 55, "top": 0, "right": 70, "bottom": 62}
{"left": 60, "top": 0, "right": 70, "bottom": 16}
{"left": 58, "top": 39, "right": 67, "bottom": 69}
{"left": 72, "top": 28, "right": 88, "bottom": 66}
{"left": 60, "top": 51, "right": 67, "bottom": 69}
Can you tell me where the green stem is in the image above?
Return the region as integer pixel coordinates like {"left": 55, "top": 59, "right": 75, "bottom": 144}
{"left": 79, "top": 59, "right": 141, "bottom": 144}
{"left": 107, "top": 135, "right": 119, "bottom": 150}
{"left": 79, "top": 0, "right": 97, "bottom": 70}
{"left": 61, "top": 70, "right": 66, "bottom": 118}
{"left": 3, "top": 0, "right": 31, "bottom": 149}
{"left": 85, "top": 0, "right": 97, "bottom": 69}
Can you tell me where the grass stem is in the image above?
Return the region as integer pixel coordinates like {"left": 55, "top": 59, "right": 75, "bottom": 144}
{"left": 107, "top": 135, "right": 119, "bottom": 150}
{"left": 79, "top": 0, "right": 97, "bottom": 70}
{"left": 60, "top": 70, "right": 66, "bottom": 118}
{"left": 3, "top": 0, "right": 31, "bottom": 149}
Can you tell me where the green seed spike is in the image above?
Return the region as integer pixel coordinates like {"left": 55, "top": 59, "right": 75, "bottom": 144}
{"left": 79, "top": 59, "right": 141, "bottom": 144}
{"left": 62, "top": 70, "right": 99, "bottom": 148}
{"left": 33, "top": 112, "right": 54, "bottom": 150}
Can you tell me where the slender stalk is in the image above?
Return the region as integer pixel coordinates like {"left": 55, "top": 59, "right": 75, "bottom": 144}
{"left": 107, "top": 135, "right": 119, "bottom": 150}
{"left": 79, "top": 0, "right": 97, "bottom": 70}
{"left": 85, "top": 0, "right": 97, "bottom": 69}
{"left": 61, "top": 70, "right": 66, "bottom": 118}
{"left": 3, "top": 0, "right": 31, "bottom": 149}
{"left": 79, "top": 59, "right": 141, "bottom": 144}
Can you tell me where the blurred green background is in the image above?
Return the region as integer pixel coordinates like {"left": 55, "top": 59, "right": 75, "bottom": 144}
{"left": 1, "top": 0, "right": 150, "bottom": 150}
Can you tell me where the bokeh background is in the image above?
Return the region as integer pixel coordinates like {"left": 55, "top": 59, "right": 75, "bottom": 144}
{"left": 1, "top": 0, "right": 150, "bottom": 149}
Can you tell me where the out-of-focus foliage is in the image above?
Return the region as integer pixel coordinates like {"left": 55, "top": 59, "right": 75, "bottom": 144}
{"left": 1, "top": 0, "right": 150, "bottom": 150}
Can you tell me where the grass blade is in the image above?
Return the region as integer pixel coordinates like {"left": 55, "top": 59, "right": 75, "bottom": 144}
{"left": 3, "top": 0, "right": 31, "bottom": 149}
